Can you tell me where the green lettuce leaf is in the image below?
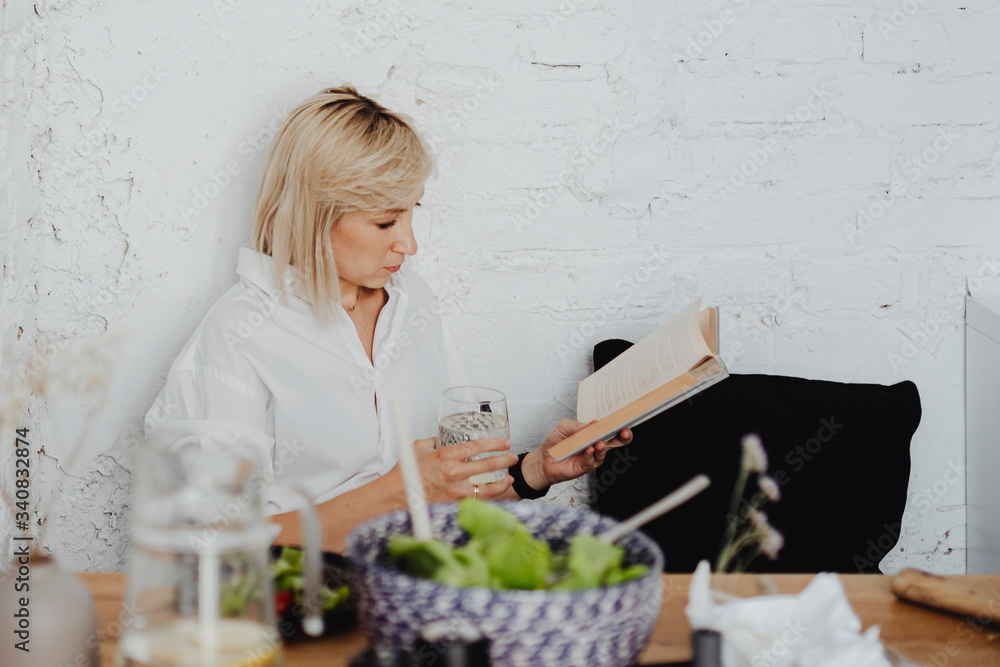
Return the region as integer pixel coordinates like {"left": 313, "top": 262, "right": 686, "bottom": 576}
{"left": 388, "top": 500, "right": 649, "bottom": 592}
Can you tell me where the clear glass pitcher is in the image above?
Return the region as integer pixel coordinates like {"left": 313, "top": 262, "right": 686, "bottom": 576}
{"left": 117, "top": 439, "right": 324, "bottom": 667}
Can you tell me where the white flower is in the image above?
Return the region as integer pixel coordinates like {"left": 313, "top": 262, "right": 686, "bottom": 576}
{"left": 747, "top": 508, "right": 784, "bottom": 560}
{"left": 759, "top": 525, "right": 785, "bottom": 560}
{"left": 741, "top": 433, "right": 768, "bottom": 473}
{"left": 748, "top": 508, "right": 769, "bottom": 533}
{"left": 758, "top": 475, "right": 781, "bottom": 502}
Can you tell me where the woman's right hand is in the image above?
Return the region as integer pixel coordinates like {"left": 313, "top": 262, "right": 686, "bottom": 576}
{"left": 400, "top": 437, "right": 516, "bottom": 504}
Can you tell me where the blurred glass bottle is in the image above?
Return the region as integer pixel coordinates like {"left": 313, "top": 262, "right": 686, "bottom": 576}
{"left": 117, "top": 438, "right": 324, "bottom": 667}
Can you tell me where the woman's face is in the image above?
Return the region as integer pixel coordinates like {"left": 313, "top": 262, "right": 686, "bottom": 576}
{"left": 329, "top": 189, "right": 423, "bottom": 295}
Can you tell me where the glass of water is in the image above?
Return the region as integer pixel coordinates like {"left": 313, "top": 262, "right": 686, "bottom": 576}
{"left": 437, "top": 386, "right": 510, "bottom": 485}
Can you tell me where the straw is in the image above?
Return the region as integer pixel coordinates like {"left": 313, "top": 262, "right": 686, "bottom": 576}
{"left": 295, "top": 486, "right": 325, "bottom": 637}
{"left": 598, "top": 475, "right": 711, "bottom": 544}
{"left": 198, "top": 545, "right": 220, "bottom": 664}
{"left": 389, "top": 398, "right": 433, "bottom": 541}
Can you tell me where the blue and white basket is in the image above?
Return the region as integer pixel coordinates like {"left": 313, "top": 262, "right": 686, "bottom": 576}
{"left": 345, "top": 501, "right": 664, "bottom": 667}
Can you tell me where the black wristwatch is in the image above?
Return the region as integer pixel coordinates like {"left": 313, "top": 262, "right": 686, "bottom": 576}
{"left": 510, "top": 452, "right": 550, "bottom": 499}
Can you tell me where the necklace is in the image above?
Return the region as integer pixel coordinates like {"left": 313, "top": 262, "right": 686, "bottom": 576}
{"left": 346, "top": 286, "right": 362, "bottom": 312}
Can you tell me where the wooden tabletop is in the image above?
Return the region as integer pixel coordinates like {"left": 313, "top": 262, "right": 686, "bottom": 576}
{"left": 81, "top": 572, "right": 1000, "bottom": 666}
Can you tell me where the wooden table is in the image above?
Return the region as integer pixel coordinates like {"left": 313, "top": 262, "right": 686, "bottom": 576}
{"left": 81, "top": 572, "right": 1000, "bottom": 666}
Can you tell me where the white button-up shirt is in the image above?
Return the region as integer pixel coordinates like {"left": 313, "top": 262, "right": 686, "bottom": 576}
{"left": 143, "top": 247, "right": 468, "bottom": 513}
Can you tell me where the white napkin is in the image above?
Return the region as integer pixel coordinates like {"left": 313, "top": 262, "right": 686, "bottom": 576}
{"left": 685, "top": 561, "right": 892, "bottom": 667}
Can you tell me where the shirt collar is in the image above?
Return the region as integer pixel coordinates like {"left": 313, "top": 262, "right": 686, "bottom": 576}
{"left": 236, "top": 247, "right": 407, "bottom": 308}
{"left": 236, "top": 247, "right": 306, "bottom": 302}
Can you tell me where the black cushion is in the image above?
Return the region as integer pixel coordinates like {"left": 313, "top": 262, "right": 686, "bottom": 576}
{"left": 592, "top": 339, "right": 921, "bottom": 574}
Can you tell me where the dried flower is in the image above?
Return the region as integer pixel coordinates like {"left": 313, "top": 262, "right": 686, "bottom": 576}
{"left": 715, "top": 434, "right": 782, "bottom": 573}
{"left": 758, "top": 475, "right": 781, "bottom": 502}
{"left": 0, "top": 333, "right": 120, "bottom": 550}
{"left": 748, "top": 508, "right": 769, "bottom": 533}
{"left": 759, "top": 525, "right": 785, "bottom": 560}
{"left": 741, "top": 434, "right": 768, "bottom": 473}
{"left": 747, "top": 509, "right": 784, "bottom": 560}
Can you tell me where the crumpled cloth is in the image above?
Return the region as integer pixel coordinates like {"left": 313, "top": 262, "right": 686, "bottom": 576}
{"left": 685, "top": 560, "right": 892, "bottom": 667}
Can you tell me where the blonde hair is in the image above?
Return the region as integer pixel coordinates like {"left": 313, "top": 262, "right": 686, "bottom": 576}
{"left": 251, "top": 85, "right": 433, "bottom": 323}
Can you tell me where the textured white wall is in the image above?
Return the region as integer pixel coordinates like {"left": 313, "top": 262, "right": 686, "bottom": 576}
{"left": 4, "top": 0, "right": 998, "bottom": 573}
{"left": 0, "top": 3, "right": 39, "bottom": 344}
{"left": 0, "top": 1, "right": 44, "bottom": 559}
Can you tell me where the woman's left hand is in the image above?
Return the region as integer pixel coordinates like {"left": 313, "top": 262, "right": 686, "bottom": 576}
{"left": 520, "top": 419, "right": 632, "bottom": 490}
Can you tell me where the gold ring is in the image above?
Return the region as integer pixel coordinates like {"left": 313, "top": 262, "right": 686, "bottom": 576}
{"left": 473, "top": 483, "right": 480, "bottom": 500}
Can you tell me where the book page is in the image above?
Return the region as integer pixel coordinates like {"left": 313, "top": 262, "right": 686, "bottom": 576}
{"left": 577, "top": 299, "right": 714, "bottom": 422}
{"left": 691, "top": 356, "right": 723, "bottom": 381}
{"left": 699, "top": 307, "right": 718, "bottom": 355}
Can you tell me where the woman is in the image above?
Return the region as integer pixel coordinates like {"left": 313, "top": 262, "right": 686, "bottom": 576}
{"left": 144, "top": 85, "right": 630, "bottom": 552}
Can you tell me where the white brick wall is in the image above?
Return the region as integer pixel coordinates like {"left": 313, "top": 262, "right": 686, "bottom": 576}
{"left": 6, "top": 0, "right": 998, "bottom": 573}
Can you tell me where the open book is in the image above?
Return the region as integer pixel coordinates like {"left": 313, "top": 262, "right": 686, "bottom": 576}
{"left": 548, "top": 298, "right": 729, "bottom": 461}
